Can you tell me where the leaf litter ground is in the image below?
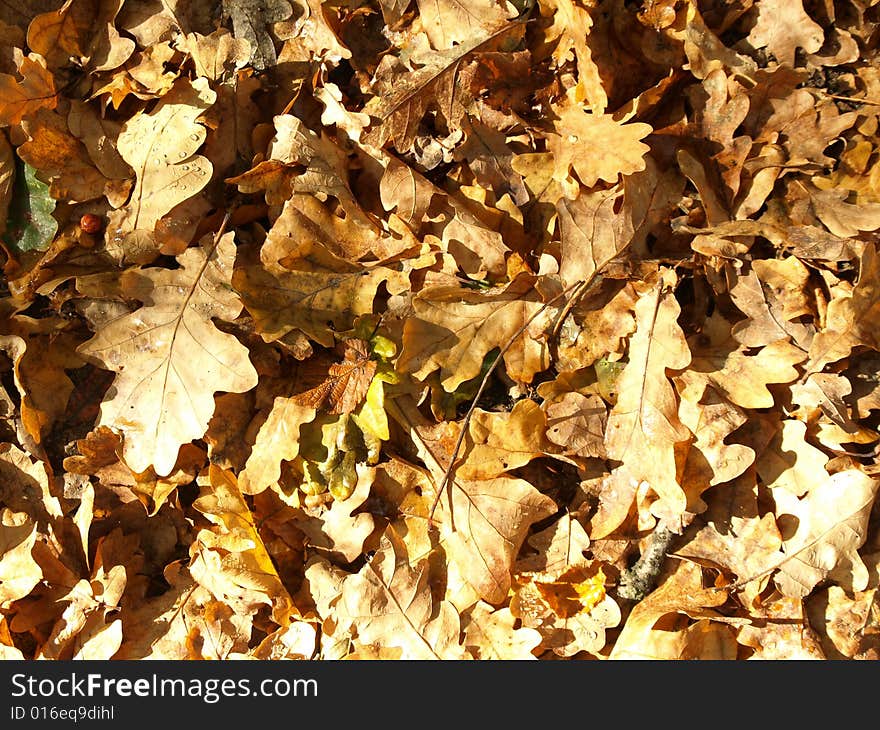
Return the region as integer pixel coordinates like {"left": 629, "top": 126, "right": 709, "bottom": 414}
{"left": 0, "top": 0, "right": 879, "bottom": 660}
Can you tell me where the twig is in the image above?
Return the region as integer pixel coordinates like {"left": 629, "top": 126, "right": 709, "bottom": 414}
{"left": 427, "top": 279, "right": 586, "bottom": 523}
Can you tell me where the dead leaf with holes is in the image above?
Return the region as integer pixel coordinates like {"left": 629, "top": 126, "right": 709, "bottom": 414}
{"left": 769, "top": 468, "right": 879, "bottom": 598}
{"left": 511, "top": 514, "right": 620, "bottom": 656}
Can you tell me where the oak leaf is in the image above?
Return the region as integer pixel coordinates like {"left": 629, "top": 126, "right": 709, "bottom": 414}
{"left": 293, "top": 339, "right": 376, "bottom": 415}
{"left": 77, "top": 231, "right": 259, "bottom": 476}
{"left": 363, "top": 27, "right": 520, "bottom": 151}
{"left": 746, "top": 0, "right": 824, "bottom": 68}
{"left": 676, "top": 472, "right": 785, "bottom": 608}
{"left": 390, "top": 397, "right": 558, "bottom": 604}
{"left": 190, "top": 466, "right": 296, "bottom": 626}
{"left": 397, "top": 273, "right": 560, "bottom": 391}
{"left": 539, "top": 0, "right": 606, "bottom": 112}
{"left": 683, "top": 314, "right": 806, "bottom": 409}
{"left": 755, "top": 419, "right": 829, "bottom": 497}
{"left": 0, "top": 53, "right": 56, "bottom": 127}
{"left": 114, "top": 78, "right": 215, "bottom": 234}
{"left": 547, "top": 100, "right": 652, "bottom": 189}
{"left": 609, "top": 560, "right": 735, "bottom": 659}
{"left": 0, "top": 511, "right": 43, "bottom": 608}
{"left": 458, "top": 399, "right": 549, "bottom": 480}
{"left": 511, "top": 515, "right": 619, "bottom": 657}
{"left": 416, "top": 0, "right": 516, "bottom": 50}
{"left": 771, "top": 468, "right": 878, "bottom": 598}
{"left": 462, "top": 602, "right": 542, "bottom": 659}
{"left": 603, "top": 270, "right": 692, "bottom": 527}
{"left": 338, "top": 529, "right": 469, "bottom": 659}
{"left": 234, "top": 241, "right": 407, "bottom": 348}
{"left": 807, "top": 243, "right": 880, "bottom": 372}
{"left": 239, "top": 398, "right": 317, "bottom": 495}
{"left": 27, "top": 0, "right": 134, "bottom": 72}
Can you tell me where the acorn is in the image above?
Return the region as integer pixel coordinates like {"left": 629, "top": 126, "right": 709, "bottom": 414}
{"left": 79, "top": 213, "right": 103, "bottom": 234}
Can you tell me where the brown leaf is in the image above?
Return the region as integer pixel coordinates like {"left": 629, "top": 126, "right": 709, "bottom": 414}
{"left": 293, "top": 339, "right": 376, "bottom": 415}
{"left": 0, "top": 53, "right": 56, "bottom": 127}
{"left": 363, "top": 27, "right": 520, "bottom": 151}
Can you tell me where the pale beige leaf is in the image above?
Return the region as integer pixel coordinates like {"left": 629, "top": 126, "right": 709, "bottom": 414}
{"left": 772, "top": 469, "right": 878, "bottom": 598}
{"left": 115, "top": 78, "right": 216, "bottom": 233}
{"left": 338, "top": 529, "right": 469, "bottom": 659}
{"left": 389, "top": 397, "right": 558, "bottom": 604}
{"left": 462, "top": 602, "right": 542, "bottom": 659}
{"left": 609, "top": 561, "right": 733, "bottom": 659}
{"left": 756, "top": 419, "right": 829, "bottom": 497}
{"left": 191, "top": 466, "right": 296, "bottom": 626}
{"left": 808, "top": 243, "right": 880, "bottom": 372}
{"left": 78, "top": 232, "right": 258, "bottom": 476}
{"left": 416, "top": 0, "right": 515, "bottom": 50}
{"left": 459, "top": 399, "right": 549, "bottom": 480}
{"left": 603, "top": 270, "right": 692, "bottom": 526}
{"left": 746, "top": 0, "right": 824, "bottom": 68}
{"left": 0, "top": 512, "right": 42, "bottom": 609}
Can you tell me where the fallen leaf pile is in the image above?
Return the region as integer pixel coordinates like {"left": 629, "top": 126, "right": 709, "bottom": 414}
{"left": 0, "top": 0, "right": 879, "bottom": 661}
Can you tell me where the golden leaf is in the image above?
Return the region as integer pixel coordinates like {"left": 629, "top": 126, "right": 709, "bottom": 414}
{"left": 190, "top": 466, "right": 296, "bottom": 627}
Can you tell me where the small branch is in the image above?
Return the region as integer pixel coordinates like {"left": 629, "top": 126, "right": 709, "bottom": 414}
{"left": 616, "top": 526, "right": 676, "bottom": 602}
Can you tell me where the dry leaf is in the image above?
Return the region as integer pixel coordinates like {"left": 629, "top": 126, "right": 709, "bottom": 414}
{"left": 114, "top": 78, "right": 215, "bottom": 235}
{"left": 338, "top": 529, "right": 469, "bottom": 659}
{"left": 78, "top": 231, "right": 258, "bottom": 476}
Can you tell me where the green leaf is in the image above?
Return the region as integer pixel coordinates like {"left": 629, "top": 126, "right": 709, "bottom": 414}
{"left": 3, "top": 159, "right": 57, "bottom": 253}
